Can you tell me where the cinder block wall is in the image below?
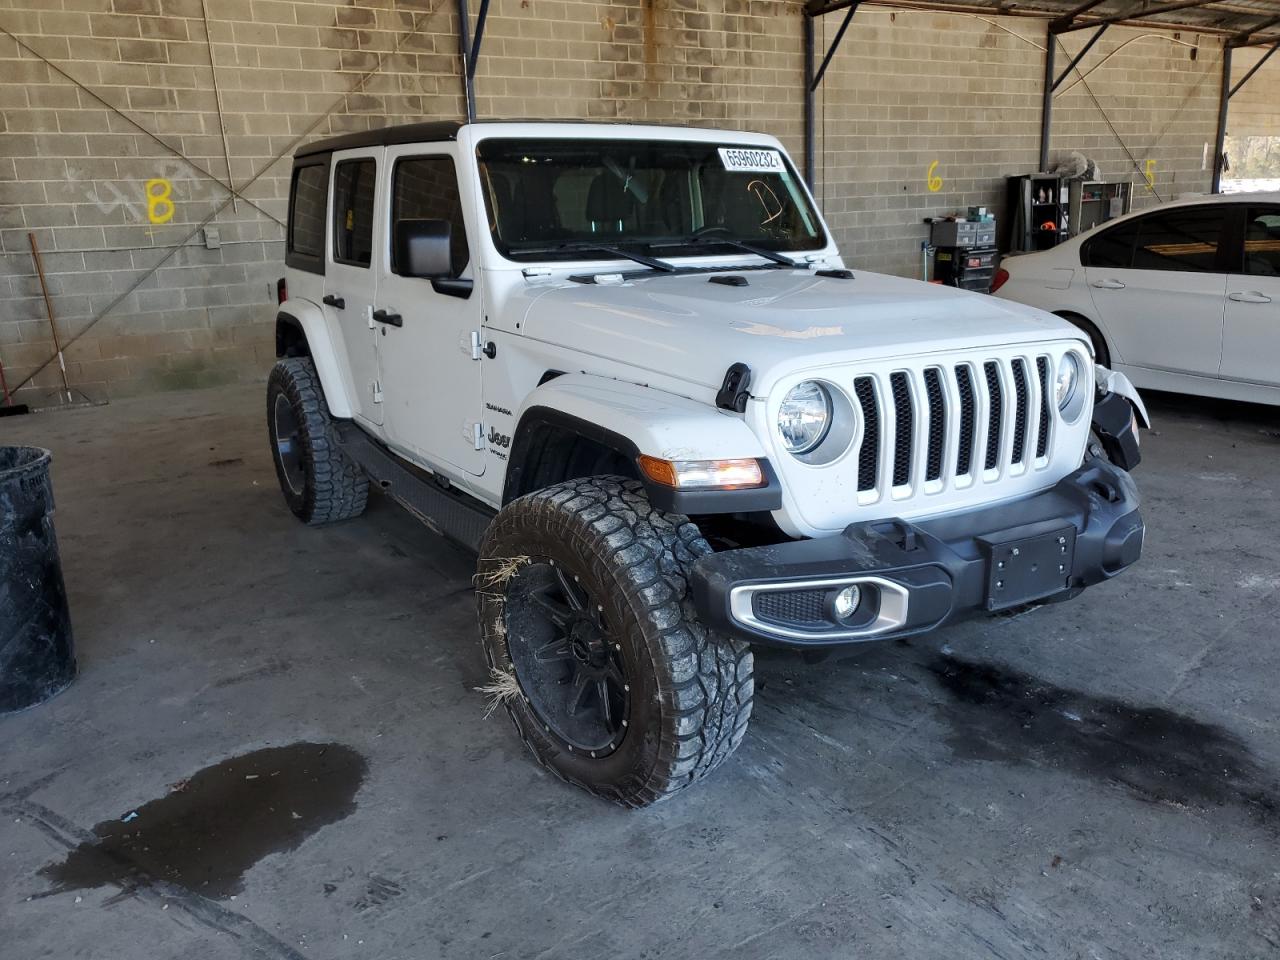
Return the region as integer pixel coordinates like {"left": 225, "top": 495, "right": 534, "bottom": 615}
{"left": 0, "top": 0, "right": 1270, "bottom": 402}
{"left": 1229, "top": 46, "right": 1280, "bottom": 138}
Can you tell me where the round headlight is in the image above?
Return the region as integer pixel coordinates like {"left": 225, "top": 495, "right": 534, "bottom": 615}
{"left": 778, "top": 381, "right": 832, "bottom": 455}
{"left": 1056, "top": 353, "right": 1081, "bottom": 410}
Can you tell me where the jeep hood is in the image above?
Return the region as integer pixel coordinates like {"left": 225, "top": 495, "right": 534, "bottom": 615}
{"left": 518, "top": 268, "right": 1084, "bottom": 395}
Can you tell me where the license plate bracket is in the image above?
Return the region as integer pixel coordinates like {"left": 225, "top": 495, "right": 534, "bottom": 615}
{"left": 979, "top": 522, "right": 1076, "bottom": 611}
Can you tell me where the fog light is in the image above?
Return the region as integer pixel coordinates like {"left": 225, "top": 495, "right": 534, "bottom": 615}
{"left": 832, "top": 585, "right": 861, "bottom": 620}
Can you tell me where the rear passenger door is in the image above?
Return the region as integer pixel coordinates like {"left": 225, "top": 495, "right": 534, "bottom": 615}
{"left": 326, "top": 149, "right": 383, "bottom": 426}
{"left": 1083, "top": 205, "right": 1229, "bottom": 377}
{"left": 1221, "top": 205, "right": 1280, "bottom": 386}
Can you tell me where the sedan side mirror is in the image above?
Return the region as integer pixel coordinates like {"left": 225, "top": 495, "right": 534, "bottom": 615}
{"left": 394, "top": 218, "right": 453, "bottom": 279}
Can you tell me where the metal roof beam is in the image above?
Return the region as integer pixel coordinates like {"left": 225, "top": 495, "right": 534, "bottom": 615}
{"left": 1057, "top": 0, "right": 1218, "bottom": 33}
{"left": 1230, "top": 40, "right": 1280, "bottom": 95}
{"left": 805, "top": 0, "right": 859, "bottom": 16}
{"left": 1051, "top": 0, "right": 1107, "bottom": 33}
{"left": 1229, "top": 14, "right": 1280, "bottom": 48}
{"left": 810, "top": 0, "right": 862, "bottom": 90}
{"left": 1051, "top": 24, "right": 1108, "bottom": 89}
{"left": 466, "top": 0, "right": 491, "bottom": 81}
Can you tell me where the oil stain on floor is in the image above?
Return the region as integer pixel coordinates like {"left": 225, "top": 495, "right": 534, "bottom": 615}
{"left": 927, "top": 655, "right": 1276, "bottom": 824}
{"left": 40, "top": 742, "right": 366, "bottom": 899}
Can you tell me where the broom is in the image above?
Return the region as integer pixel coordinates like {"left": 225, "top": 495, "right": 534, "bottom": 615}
{"left": 27, "top": 232, "right": 91, "bottom": 412}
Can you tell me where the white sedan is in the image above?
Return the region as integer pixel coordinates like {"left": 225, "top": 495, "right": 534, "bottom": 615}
{"left": 993, "top": 193, "right": 1280, "bottom": 406}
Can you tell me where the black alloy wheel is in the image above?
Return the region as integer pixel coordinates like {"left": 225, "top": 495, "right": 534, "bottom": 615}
{"left": 272, "top": 390, "right": 306, "bottom": 497}
{"left": 503, "top": 558, "right": 630, "bottom": 757}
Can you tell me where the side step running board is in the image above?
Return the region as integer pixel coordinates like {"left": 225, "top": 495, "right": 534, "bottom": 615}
{"left": 333, "top": 422, "right": 495, "bottom": 553}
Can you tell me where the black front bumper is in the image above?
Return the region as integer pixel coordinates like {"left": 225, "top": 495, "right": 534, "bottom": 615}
{"left": 690, "top": 459, "right": 1143, "bottom": 649}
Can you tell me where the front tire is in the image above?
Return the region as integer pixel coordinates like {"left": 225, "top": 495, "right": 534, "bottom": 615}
{"left": 266, "top": 357, "right": 368, "bottom": 526}
{"left": 476, "top": 477, "right": 753, "bottom": 807}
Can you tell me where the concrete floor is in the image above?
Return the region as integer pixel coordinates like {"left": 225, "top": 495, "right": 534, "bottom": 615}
{"left": 2, "top": 383, "right": 1278, "bottom": 960}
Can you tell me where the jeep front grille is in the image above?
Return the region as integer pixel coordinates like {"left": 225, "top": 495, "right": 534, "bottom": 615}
{"left": 1011, "top": 358, "right": 1029, "bottom": 466}
{"left": 890, "top": 372, "right": 913, "bottom": 487}
{"left": 955, "top": 364, "right": 976, "bottom": 477}
{"left": 763, "top": 343, "right": 1089, "bottom": 536}
{"left": 850, "top": 353, "right": 1056, "bottom": 499}
{"left": 983, "top": 361, "right": 1002, "bottom": 471}
{"left": 1035, "top": 356, "right": 1051, "bottom": 459}
{"left": 854, "top": 376, "right": 879, "bottom": 492}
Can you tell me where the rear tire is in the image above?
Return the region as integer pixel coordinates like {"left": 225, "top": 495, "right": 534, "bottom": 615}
{"left": 266, "top": 357, "right": 368, "bottom": 526}
{"left": 476, "top": 476, "right": 753, "bottom": 807}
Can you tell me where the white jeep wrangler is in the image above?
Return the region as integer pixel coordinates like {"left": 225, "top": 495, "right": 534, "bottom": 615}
{"left": 269, "top": 121, "right": 1147, "bottom": 806}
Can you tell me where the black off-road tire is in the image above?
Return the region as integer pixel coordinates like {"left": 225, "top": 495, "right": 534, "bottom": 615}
{"left": 476, "top": 477, "right": 753, "bottom": 807}
{"left": 266, "top": 357, "right": 368, "bottom": 526}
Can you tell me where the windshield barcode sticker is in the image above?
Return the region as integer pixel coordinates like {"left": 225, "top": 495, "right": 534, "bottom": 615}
{"left": 718, "top": 147, "right": 784, "bottom": 174}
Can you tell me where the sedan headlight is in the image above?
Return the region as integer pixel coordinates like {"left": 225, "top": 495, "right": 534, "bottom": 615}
{"left": 1056, "top": 353, "right": 1081, "bottom": 410}
{"left": 778, "top": 381, "right": 832, "bottom": 455}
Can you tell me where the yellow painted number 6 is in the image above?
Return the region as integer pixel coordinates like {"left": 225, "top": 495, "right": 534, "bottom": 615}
{"left": 146, "top": 178, "right": 174, "bottom": 224}
{"left": 927, "top": 161, "right": 943, "bottom": 193}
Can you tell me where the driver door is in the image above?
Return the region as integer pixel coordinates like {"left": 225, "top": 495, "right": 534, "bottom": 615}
{"left": 374, "top": 147, "right": 485, "bottom": 476}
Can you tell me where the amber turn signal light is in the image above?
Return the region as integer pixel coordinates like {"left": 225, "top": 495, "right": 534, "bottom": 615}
{"left": 636, "top": 455, "right": 765, "bottom": 490}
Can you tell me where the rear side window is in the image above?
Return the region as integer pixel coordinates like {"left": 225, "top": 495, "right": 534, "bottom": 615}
{"left": 1082, "top": 220, "right": 1140, "bottom": 268}
{"left": 332, "top": 158, "right": 377, "bottom": 268}
{"left": 1243, "top": 207, "right": 1280, "bottom": 277}
{"left": 391, "top": 156, "right": 469, "bottom": 276}
{"left": 288, "top": 162, "right": 329, "bottom": 272}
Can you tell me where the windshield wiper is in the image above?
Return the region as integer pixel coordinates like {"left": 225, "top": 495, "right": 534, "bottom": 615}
{"left": 651, "top": 232, "right": 799, "bottom": 268}
{"left": 509, "top": 241, "right": 676, "bottom": 273}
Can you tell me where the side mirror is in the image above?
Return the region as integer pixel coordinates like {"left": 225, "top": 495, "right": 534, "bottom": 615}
{"left": 394, "top": 218, "right": 453, "bottom": 279}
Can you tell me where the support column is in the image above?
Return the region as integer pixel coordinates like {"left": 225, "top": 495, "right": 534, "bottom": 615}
{"left": 1039, "top": 27, "right": 1057, "bottom": 172}
{"left": 458, "top": 0, "right": 476, "bottom": 122}
{"left": 1212, "top": 43, "right": 1232, "bottom": 193}
{"left": 804, "top": 13, "right": 816, "bottom": 190}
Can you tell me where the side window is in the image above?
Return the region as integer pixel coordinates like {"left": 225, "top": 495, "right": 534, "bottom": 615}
{"left": 332, "top": 158, "right": 376, "bottom": 268}
{"left": 391, "top": 156, "right": 469, "bottom": 277}
{"left": 1130, "top": 206, "right": 1226, "bottom": 273}
{"left": 288, "top": 162, "right": 328, "bottom": 271}
{"left": 1243, "top": 207, "right": 1280, "bottom": 277}
{"left": 1082, "top": 219, "right": 1140, "bottom": 268}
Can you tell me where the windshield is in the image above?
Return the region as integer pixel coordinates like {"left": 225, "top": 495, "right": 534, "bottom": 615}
{"left": 476, "top": 138, "right": 827, "bottom": 263}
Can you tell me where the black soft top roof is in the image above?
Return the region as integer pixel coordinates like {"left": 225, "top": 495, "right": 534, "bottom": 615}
{"left": 294, "top": 121, "right": 462, "bottom": 159}
{"left": 291, "top": 119, "right": 724, "bottom": 161}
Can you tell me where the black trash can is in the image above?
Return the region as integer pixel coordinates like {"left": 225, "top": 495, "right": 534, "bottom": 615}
{"left": 1, "top": 446, "right": 75, "bottom": 714}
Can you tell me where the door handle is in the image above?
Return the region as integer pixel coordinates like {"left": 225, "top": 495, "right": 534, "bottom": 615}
{"left": 322, "top": 294, "right": 345, "bottom": 309}
{"left": 1091, "top": 279, "right": 1126, "bottom": 290}
{"left": 1228, "top": 291, "right": 1272, "bottom": 303}
{"left": 372, "top": 308, "right": 402, "bottom": 327}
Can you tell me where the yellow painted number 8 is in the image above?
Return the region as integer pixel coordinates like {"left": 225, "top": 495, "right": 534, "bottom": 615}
{"left": 146, "top": 178, "right": 174, "bottom": 224}
{"left": 927, "top": 161, "right": 943, "bottom": 193}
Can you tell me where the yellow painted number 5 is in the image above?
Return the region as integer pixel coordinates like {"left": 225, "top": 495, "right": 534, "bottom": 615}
{"left": 146, "top": 178, "right": 174, "bottom": 224}
{"left": 927, "top": 161, "right": 943, "bottom": 193}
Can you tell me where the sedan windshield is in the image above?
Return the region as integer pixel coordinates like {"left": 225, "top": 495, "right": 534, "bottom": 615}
{"left": 476, "top": 138, "right": 826, "bottom": 263}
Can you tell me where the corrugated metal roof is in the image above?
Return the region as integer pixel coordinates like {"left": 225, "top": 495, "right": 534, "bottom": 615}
{"left": 822, "top": 0, "right": 1280, "bottom": 44}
